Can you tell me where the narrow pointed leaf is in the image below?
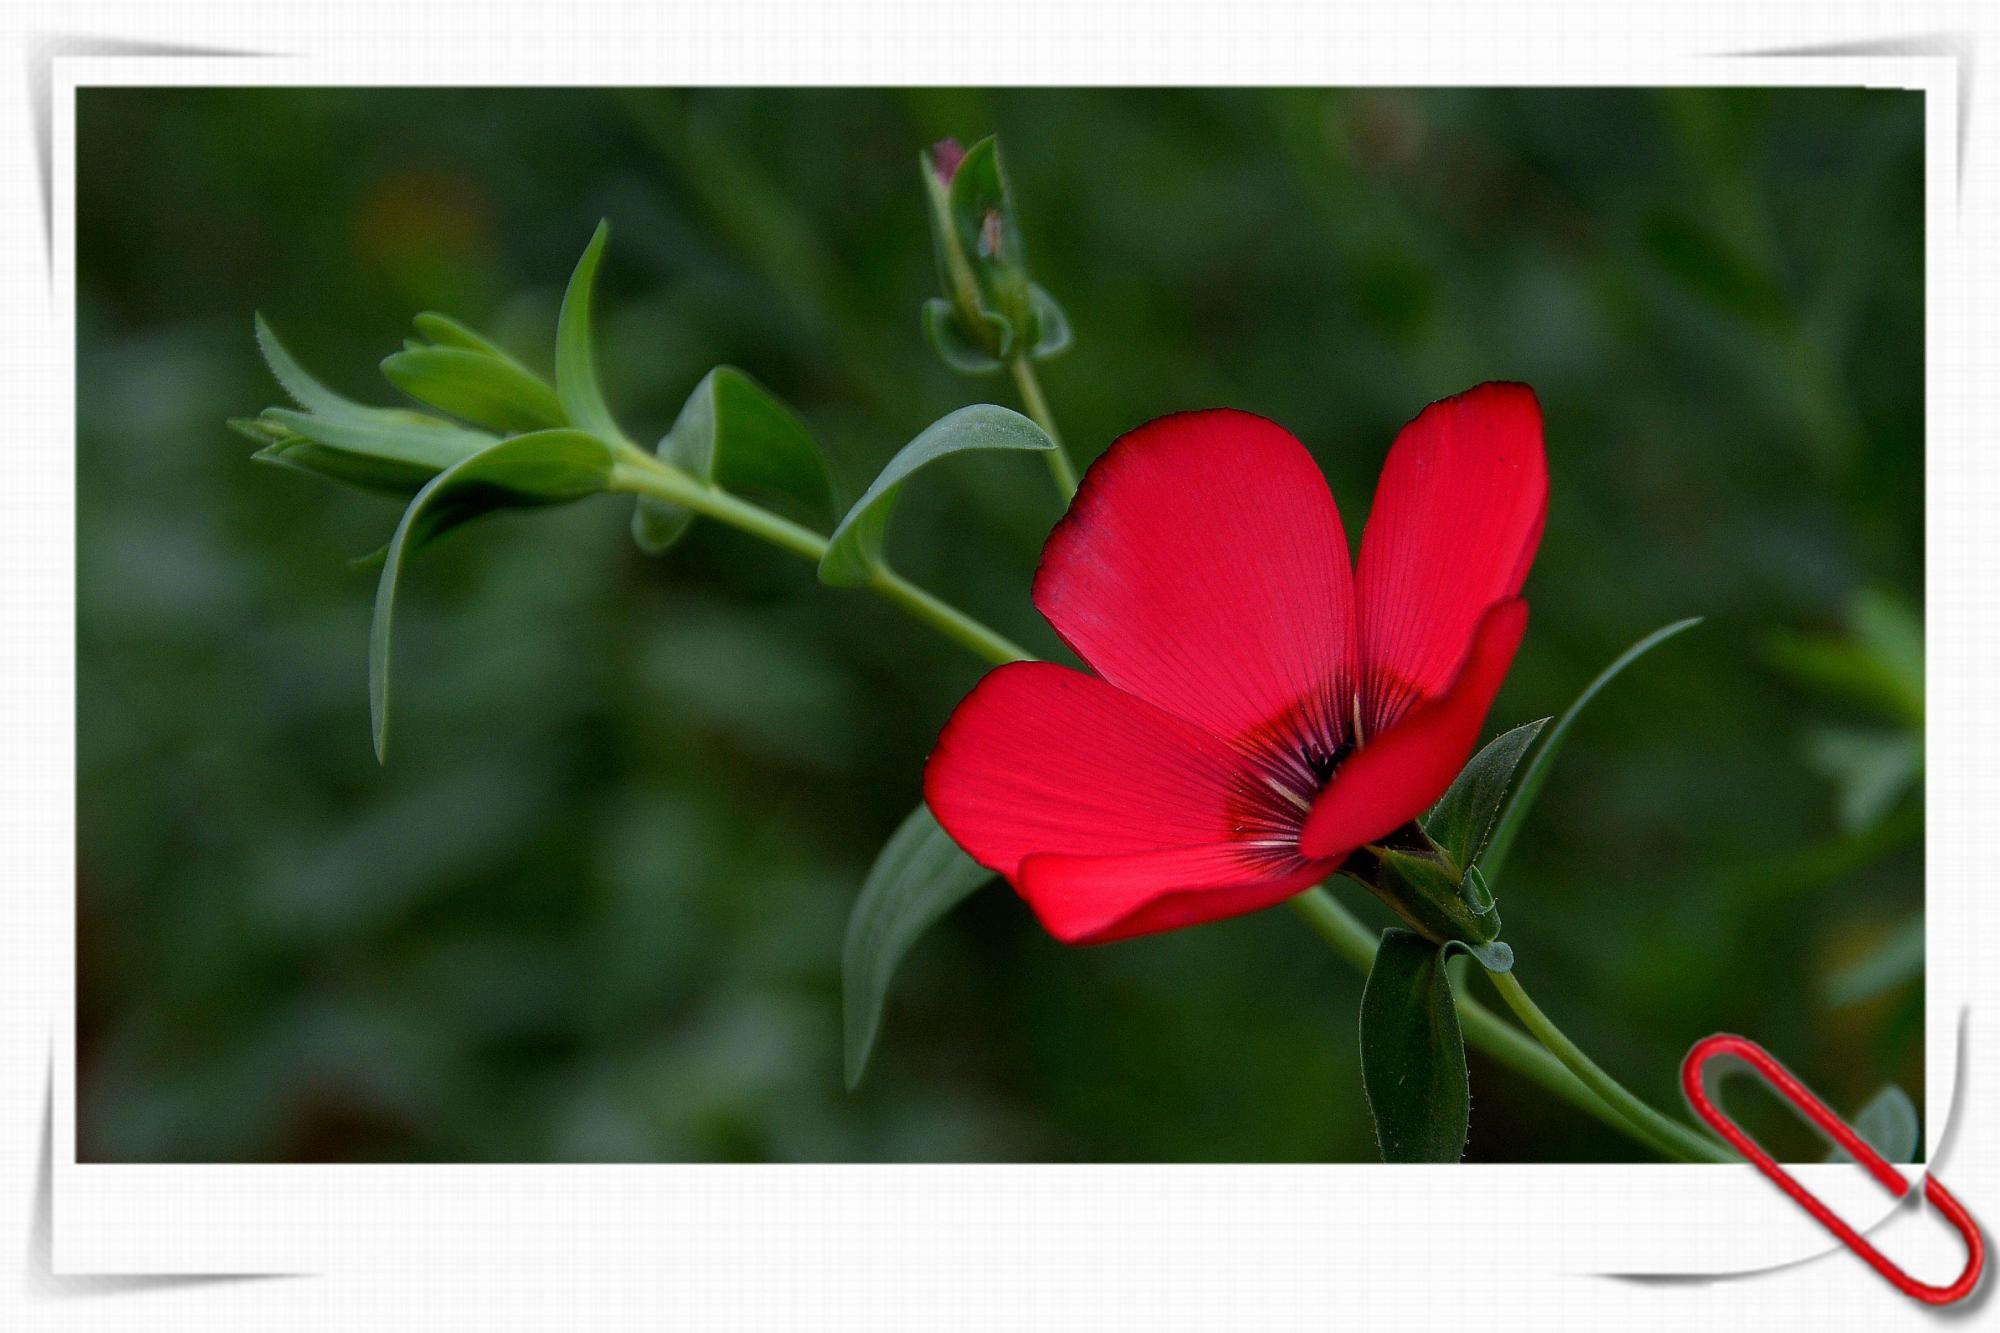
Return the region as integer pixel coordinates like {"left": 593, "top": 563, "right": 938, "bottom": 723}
{"left": 412, "top": 310, "right": 510, "bottom": 358}
{"left": 263, "top": 406, "right": 495, "bottom": 475}
{"left": 369, "top": 429, "right": 616, "bottom": 762}
{"left": 1825, "top": 1084, "right": 1920, "bottom": 1164}
{"left": 1424, "top": 718, "right": 1550, "bottom": 875}
{"left": 250, "top": 434, "right": 441, "bottom": 496}
{"left": 382, "top": 346, "right": 566, "bottom": 435}
{"left": 554, "top": 220, "right": 621, "bottom": 441}
{"left": 818, "top": 405, "right": 1055, "bottom": 586}
{"left": 254, "top": 314, "right": 380, "bottom": 423}
{"left": 632, "top": 367, "right": 836, "bottom": 555}
{"left": 1481, "top": 617, "right": 1703, "bottom": 886}
{"left": 842, "top": 804, "right": 995, "bottom": 1089}
{"left": 1359, "top": 928, "right": 1470, "bottom": 1162}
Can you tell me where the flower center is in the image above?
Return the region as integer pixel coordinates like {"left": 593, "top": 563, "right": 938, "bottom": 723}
{"left": 1224, "top": 688, "right": 1357, "bottom": 869}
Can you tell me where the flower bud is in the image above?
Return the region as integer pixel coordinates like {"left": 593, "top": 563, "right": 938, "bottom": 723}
{"left": 929, "top": 137, "right": 966, "bottom": 185}
{"left": 1339, "top": 821, "right": 1503, "bottom": 950}
{"left": 917, "top": 134, "right": 1071, "bottom": 374}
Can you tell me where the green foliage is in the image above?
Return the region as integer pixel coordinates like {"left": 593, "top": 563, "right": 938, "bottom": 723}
{"left": 236, "top": 415, "right": 441, "bottom": 496}
{"left": 381, "top": 320, "right": 566, "bottom": 435}
{"left": 554, "top": 220, "right": 623, "bottom": 442}
{"left": 1805, "top": 727, "right": 1922, "bottom": 834}
{"left": 841, "top": 805, "right": 996, "bottom": 1090}
{"left": 369, "top": 431, "right": 617, "bottom": 761}
{"left": 632, "top": 367, "right": 836, "bottom": 555}
{"left": 921, "top": 297, "right": 1005, "bottom": 374}
{"left": 818, "top": 405, "right": 1055, "bottom": 586}
{"left": 1350, "top": 844, "right": 1506, "bottom": 958}
{"left": 920, "top": 135, "right": 1071, "bottom": 372}
{"left": 1770, "top": 587, "right": 1924, "bottom": 847}
{"left": 250, "top": 315, "right": 496, "bottom": 483}
{"left": 1424, "top": 718, "right": 1549, "bottom": 877}
{"left": 1359, "top": 929, "right": 1469, "bottom": 1162}
{"left": 1766, "top": 588, "right": 1924, "bottom": 728}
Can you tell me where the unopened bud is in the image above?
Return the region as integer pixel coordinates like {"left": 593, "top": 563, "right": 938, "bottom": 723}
{"left": 929, "top": 137, "right": 966, "bottom": 185}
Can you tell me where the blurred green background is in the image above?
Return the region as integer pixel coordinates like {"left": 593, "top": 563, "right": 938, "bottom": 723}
{"left": 76, "top": 87, "right": 1924, "bottom": 1163}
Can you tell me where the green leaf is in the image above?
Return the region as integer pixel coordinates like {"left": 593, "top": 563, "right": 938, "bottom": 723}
{"left": 1359, "top": 928, "right": 1470, "bottom": 1162}
{"left": 1027, "top": 283, "right": 1073, "bottom": 360}
{"left": 631, "top": 367, "right": 836, "bottom": 555}
{"left": 842, "top": 804, "right": 995, "bottom": 1090}
{"left": 256, "top": 312, "right": 498, "bottom": 478}
{"left": 554, "top": 220, "right": 622, "bottom": 442}
{"left": 922, "top": 297, "right": 1006, "bottom": 375}
{"left": 1764, "top": 588, "right": 1923, "bottom": 728}
{"left": 255, "top": 313, "right": 495, "bottom": 476}
{"left": 382, "top": 346, "right": 566, "bottom": 436}
{"left": 248, "top": 433, "right": 441, "bottom": 497}
{"left": 369, "top": 429, "right": 616, "bottom": 762}
{"left": 1423, "top": 718, "right": 1550, "bottom": 875}
{"left": 412, "top": 311, "right": 510, "bottom": 358}
{"left": 1481, "top": 617, "right": 1703, "bottom": 886}
{"left": 263, "top": 406, "right": 496, "bottom": 475}
{"left": 1825, "top": 1084, "right": 1920, "bottom": 1164}
{"left": 1804, "top": 726, "right": 1922, "bottom": 833}
{"left": 818, "top": 405, "right": 1055, "bottom": 586}
{"left": 255, "top": 313, "right": 380, "bottom": 423}
{"left": 1453, "top": 936, "right": 1515, "bottom": 974}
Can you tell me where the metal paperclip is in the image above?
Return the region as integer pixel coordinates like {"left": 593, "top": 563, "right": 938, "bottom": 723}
{"left": 1681, "top": 1033, "right": 1984, "bottom": 1305}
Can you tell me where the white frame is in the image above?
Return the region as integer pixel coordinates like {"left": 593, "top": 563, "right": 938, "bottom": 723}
{"left": 9, "top": 6, "right": 1989, "bottom": 1326}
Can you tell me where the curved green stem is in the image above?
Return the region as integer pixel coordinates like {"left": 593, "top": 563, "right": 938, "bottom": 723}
{"left": 1485, "top": 966, "right": 1731, "bottom": 1163}
{"left": 1288, "top": 889, "right": 1724, "bottom": 1163}
{"left": 1008, "top": 357, "right": 1078, "bottom": 501}
{"left": 610, "top": 451, "right": 1029, "bottom": 667}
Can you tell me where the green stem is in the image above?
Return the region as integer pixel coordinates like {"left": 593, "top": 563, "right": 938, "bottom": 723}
{"left": 1288, "top": 889, "right": 1723, "bottom": 1163}
{"left": 1008, "top": 357, "right": 1079, "bottom": 501}
{"left": 610, "top": 451, "right": 1029, "bottom": 667}
{"left": 1485, "top": 967, "right": 1732, "bottom": 1163}
{"left": 868, "top": 566, "right": 1032, "bottom": 666}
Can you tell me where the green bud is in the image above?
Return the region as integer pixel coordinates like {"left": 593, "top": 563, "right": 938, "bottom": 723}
{"left": 919, "top": 135, "right": 1072, "bottom": 374}
{"left": 1340, "top": 822, "right": 1510, "bottom": 970}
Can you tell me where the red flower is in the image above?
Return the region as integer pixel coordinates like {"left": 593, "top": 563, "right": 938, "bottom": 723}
{"left": 924, "top": 382, "right": 1547, "bottom": 944}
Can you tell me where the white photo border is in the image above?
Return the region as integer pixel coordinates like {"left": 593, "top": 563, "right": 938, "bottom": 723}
{"left": 27, "top": 24, "right": 1981, "bottom": 1323}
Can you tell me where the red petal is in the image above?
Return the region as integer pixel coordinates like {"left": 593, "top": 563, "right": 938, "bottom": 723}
{"left": 1018, "top": 848, "right": 1330, "bottom": 945}
{"left": 1355, "top": 383, "right": 1545, "bottom": 732}
{"left": 1033, "top": 410, "right": 1357, "bottom": 750}
{"left": 1298, "top": 599, "right": 1528, "bottom": 860}
{"left": 924, "top": 661, "right": 1253, "bottom": 877}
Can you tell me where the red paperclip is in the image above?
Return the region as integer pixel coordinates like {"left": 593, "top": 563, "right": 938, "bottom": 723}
{"left": 1681, "top": 1033, "right": 1985, "bottom": 1305}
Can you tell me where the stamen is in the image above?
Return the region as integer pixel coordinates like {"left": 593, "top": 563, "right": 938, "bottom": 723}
{"left": 1351, "top": 691, "right": 1366, "bottom": 747}
{"left": 1262, "top": 775, "right": 1313, "bottom": 814}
